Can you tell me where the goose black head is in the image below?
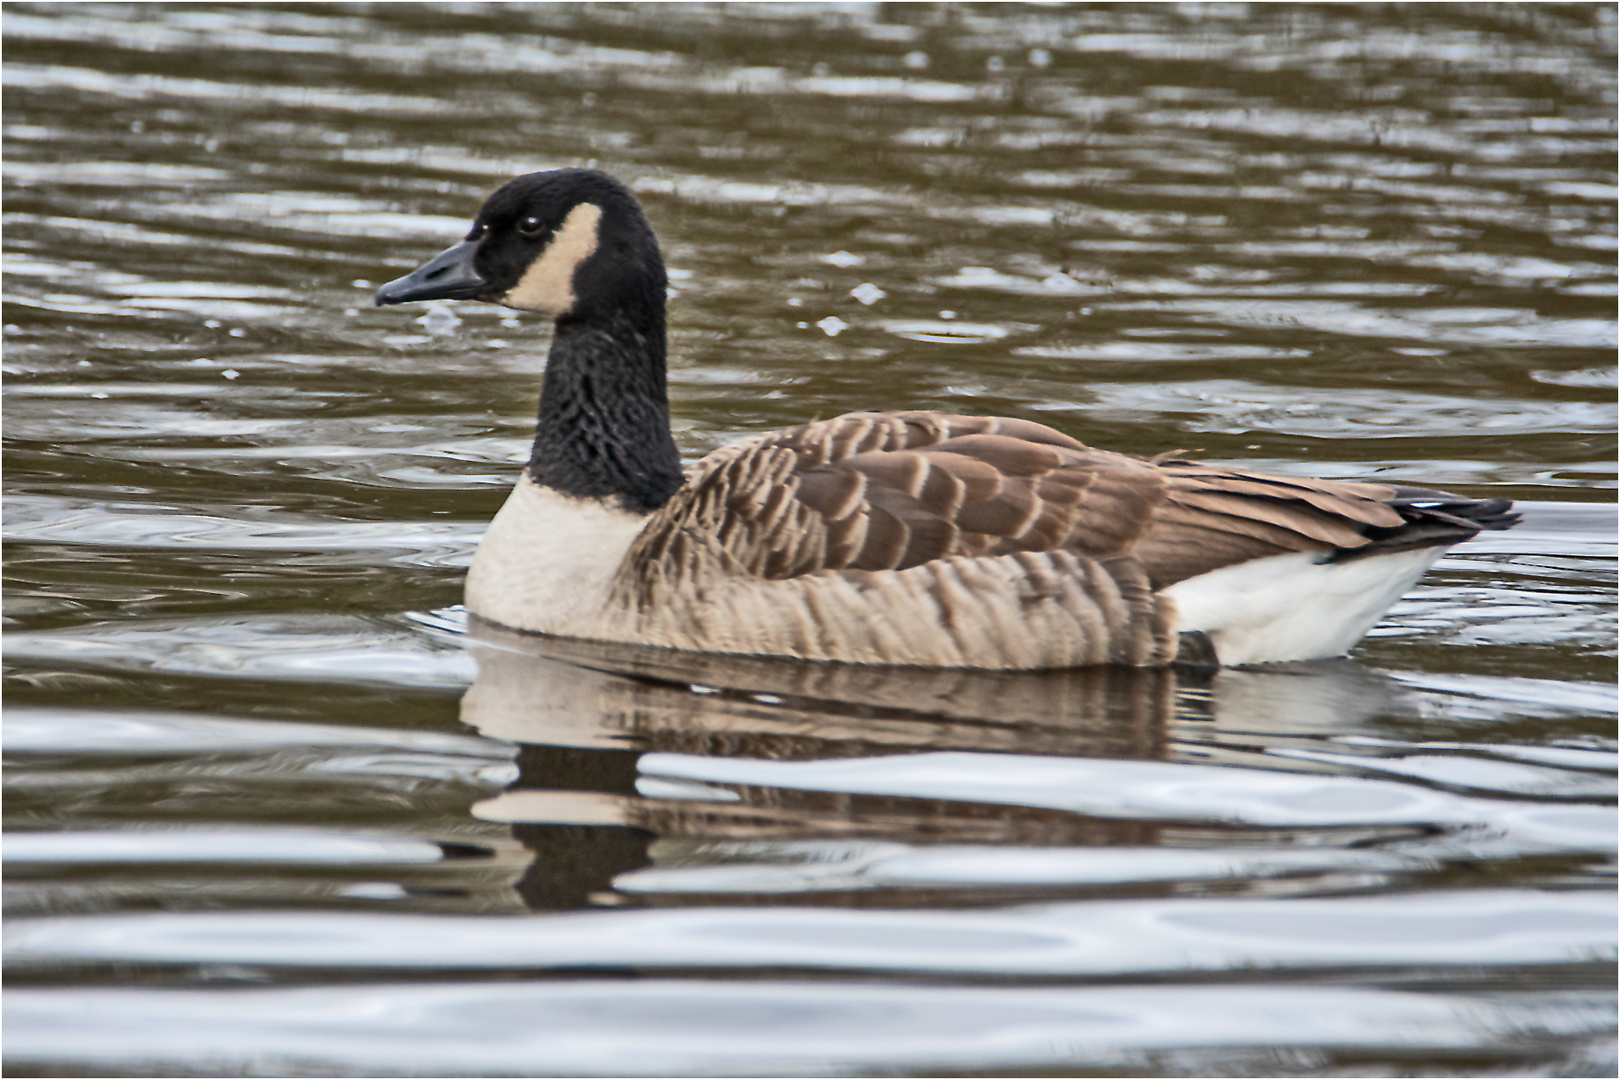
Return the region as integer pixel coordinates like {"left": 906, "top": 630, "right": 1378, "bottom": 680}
{"left": 375, "top": 169, "right": 666, "bottom": 323}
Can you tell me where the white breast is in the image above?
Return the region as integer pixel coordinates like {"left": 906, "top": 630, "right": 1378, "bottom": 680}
{"left": 464, "top": 476, "right": 648, "bottom": 636}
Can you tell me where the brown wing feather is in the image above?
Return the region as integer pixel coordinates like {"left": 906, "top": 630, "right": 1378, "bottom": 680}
{"left": 620, "top": 410, "right": 1493, "bottom": 598}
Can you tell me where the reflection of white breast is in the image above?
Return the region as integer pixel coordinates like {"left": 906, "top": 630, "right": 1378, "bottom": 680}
{"left": 465, "top": 476, "right": 648, "bottom": 637}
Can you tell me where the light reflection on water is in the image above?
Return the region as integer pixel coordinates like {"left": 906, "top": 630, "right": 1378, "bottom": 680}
{"left": 3, "top": 3, "right": 1615, "bottom": 1076}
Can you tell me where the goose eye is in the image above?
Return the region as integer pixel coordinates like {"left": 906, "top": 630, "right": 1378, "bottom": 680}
{"left": 517, "top": 216, "right": 545, "bottom": 237}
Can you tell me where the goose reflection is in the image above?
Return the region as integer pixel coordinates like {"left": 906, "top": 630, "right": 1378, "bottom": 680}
{"left": 457, "top": 623, "right": 1415, "bottom": 911}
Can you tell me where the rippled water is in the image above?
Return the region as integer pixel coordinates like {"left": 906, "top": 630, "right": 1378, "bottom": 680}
{"left": 3, "top": 4, "right": 1616, "bottom": 1077}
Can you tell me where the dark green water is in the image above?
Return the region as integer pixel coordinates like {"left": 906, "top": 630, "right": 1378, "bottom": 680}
{"left": 3, "top": 4, "right": 1615, "bottom": 1076}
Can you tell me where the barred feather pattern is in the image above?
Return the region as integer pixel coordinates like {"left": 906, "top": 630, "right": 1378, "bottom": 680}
{"left": 595, "top": 411, "right": 1503, "bottom": 668}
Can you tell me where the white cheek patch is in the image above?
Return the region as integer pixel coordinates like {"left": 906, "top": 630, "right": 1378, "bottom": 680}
{"left": 501, "top": 202, "right": 603, "bottom": 316}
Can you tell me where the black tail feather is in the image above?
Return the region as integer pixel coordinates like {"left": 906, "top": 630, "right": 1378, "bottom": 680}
{"left": 1329, "top": 488, "right": 1519, "bottom": 562}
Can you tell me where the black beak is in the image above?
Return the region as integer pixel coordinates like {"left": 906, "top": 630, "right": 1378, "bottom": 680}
{"left": 374, "top": 239, "right": 488, "bottom": 306}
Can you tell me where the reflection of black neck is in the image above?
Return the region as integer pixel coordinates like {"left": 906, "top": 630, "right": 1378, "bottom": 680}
{"left": 516, "top": 743, "right": 643, "bottom": 793}
{"left": 513, "top": 822, "right": 654, "bottom": 911}
{"left": 510, "top": 744, "right": 652, "bottom": 912}
{"left": 528, "top": 306, "right": 684, "bottom": 514}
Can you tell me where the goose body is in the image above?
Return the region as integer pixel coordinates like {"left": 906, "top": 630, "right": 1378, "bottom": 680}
{"left": 377, "top": 169, "right": 1517, "bottom": 669}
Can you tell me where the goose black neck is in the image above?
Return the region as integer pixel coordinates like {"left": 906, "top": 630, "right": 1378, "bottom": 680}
{"left": 527, "top": 306, "right": 684, "bottom": 514}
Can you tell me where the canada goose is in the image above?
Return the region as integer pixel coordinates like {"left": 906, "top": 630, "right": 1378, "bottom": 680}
{"left": 376, "top": 168, "right": 1517, "bottom": 669}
